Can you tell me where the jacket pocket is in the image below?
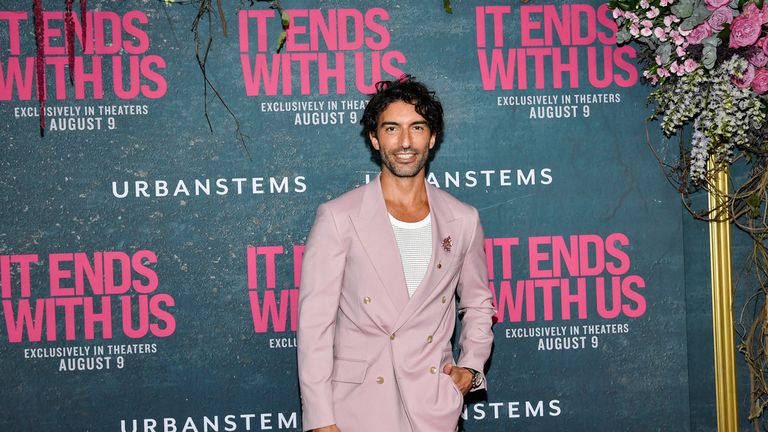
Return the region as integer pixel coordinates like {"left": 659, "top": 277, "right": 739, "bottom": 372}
{"left": 331, "top": 357, "right": 368, "bottom": 384}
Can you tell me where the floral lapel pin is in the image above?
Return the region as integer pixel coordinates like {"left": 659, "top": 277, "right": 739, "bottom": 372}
{"left": 442, "top": 236, "right": 453, "bottom": 252}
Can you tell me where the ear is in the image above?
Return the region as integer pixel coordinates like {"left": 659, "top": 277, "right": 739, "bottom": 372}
{"left": 429, "top": 133, "right": 436, "bottom": 149}
{"left": 369, "top": 131, "right": 380, "bottom": 150}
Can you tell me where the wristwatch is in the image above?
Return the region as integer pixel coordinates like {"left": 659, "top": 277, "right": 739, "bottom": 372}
{"left": 465, "top": 367, "right": 484, "bottom": 390}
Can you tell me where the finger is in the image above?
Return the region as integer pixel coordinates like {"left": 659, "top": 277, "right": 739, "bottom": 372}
{"left": 442, "top": 363, "right": 453, "bottom": 375}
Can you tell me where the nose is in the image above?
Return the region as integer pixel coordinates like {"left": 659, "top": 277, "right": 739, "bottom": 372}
{"left": 400, "top": 130, "right": 412, "bottom": 149}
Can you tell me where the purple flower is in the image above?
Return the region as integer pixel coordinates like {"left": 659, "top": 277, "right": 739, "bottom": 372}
{"left": 704, "top": 0, "right": 730, "bottom": 10}
{"left": 729, "top": 13, "right": 762, "bottom": 48}
{"left": 733, "top": 62, "right": 756, "bottom": 88}
{"left": 708, "top": 6, "right": 733, "bottom": 31}
{"left": 687, "top": 22, "right": 714, "bottom": 45}
{"left": 751, "top": 68, "right": 768, "bottom": 93}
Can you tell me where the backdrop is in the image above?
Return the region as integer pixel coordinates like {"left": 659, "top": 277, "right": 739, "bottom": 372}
{"left": 1, "top": 1, "right": 693, "bottom": 431}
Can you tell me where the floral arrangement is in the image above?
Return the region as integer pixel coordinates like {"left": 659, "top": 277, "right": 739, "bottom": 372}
{"left": 610, "top": 0, "right": 768, "bottom": 183}
{"left": 610, "top": 0, "right": 768, "bottom": 424}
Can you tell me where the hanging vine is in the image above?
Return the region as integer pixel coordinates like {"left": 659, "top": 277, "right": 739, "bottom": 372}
{"left": 31, "top": 0, "right": 87, "bottom": 136}
{"left": 189, "top": 0, "right": 251, "bottom": 158}
{"left": 32, "top": 0, "right": 45, "bottom": 136}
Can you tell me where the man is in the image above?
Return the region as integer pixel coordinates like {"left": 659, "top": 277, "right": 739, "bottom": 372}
{"left": 297, "top": 76, "right": 495, "bottom": 432}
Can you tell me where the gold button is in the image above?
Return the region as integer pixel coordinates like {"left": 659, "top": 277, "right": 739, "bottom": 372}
{"left": 390, "top": 334, "right": 396, "bottom": 340}
{"left": 426, "top": 335, "right": 433, "bottom": 343}
{"left": 437, "top": 263, "right": 442, "bottom": 269}
{"left": 376, "top": 376, "right": 384, "bottom": 384}
{"left": 441, "top": 296, "right": 447, "bottom": 304}
{"left": 430, "top": 366, "right": 438, "bottom": 374}
{"left": 363, "top": 297, "right": 371, "bottom": 304}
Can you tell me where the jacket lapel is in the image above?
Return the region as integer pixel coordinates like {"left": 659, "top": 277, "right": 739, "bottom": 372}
{"left": 392, "top": 183, "right": 460, "bottom": 332}
{"left": 349, "top": 176, "right": 410, "bottom": 315}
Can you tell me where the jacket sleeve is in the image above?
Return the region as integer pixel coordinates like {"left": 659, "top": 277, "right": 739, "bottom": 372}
{"left": 297, "top": 203, "right": 346, "bottom": 430}
{"left": 455, "top": 207, "right": 496, "bottom": 389}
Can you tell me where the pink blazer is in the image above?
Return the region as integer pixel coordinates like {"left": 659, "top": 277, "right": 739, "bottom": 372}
{"left": 297, "top": 176, "right": 495, "bottom": 431}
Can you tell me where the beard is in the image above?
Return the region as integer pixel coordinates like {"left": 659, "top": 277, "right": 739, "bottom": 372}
{"left": 379, "top": 148, "right": 430, "bottom": 177}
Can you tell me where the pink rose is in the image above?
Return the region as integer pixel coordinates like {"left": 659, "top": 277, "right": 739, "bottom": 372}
{"left": 752, "top": 68, "right": 768, "bottom": 93}
{"left": 758, "top": 36, "right": 768, "bottom": 55}
{"left": 733, "top": 62, "right": 756, "bottom": 88}
{"left": 704, "top": 0, "right": 730, "bottom": 10}
{"left": 744, "top": 3, "right": 768, "bottom": 25}
{"left": 707, "top": 6, "right": 733, "bottom": 31}
{"left": 729, "top": 14, "right": 762, "bottom": 48}
{"left": 750, "top": 47, "right": 768, "bottom": 67}
{"left": 687, "top": 22, "right": 714, "bottom": 45}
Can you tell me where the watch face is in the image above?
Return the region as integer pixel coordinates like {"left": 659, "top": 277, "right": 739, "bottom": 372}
{"left": 472, "top": 371, "right": 484, "bottom": 388}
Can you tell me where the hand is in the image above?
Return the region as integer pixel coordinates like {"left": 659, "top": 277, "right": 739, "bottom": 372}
{"left": 313, "top": 425, "right": 341, "bottom": 432}
{"left": 442, "top": 364, "right": 473, "bottom": 395}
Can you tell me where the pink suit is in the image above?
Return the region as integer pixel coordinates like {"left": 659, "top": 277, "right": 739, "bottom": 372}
{"left": 297, "top": 176, "right": 495, "bottom": 431}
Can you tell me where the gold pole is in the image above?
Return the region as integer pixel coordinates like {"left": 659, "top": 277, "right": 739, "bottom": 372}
{"left": 707, "top": 161, "right": 738, "bottom": 431}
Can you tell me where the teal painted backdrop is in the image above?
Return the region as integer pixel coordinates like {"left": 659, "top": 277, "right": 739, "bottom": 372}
{"left": 0, "top": 0, "right": 714, "bottom": 430}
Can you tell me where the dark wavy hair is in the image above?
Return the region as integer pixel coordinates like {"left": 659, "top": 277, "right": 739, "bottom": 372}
{"left": 361, "top": 75, "right": 444, "bottom": 163}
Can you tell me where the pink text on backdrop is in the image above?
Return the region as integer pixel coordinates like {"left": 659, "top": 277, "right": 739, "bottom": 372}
{"left": 246, "top": 245, "right": 303, "bottom": 333}
{"left": 475, "top": 4, "right": 638, "bottom": 90}
{"left": 238, "top": 8, "right": 406, "bottom": 96}
{"left": 1, "top": 251, "right": 176, "bottom": 343}
{"left": 0, "top": 10, "right": 167, "bottom": 101}
{"left": 486, "top": 233, "right": 647, "bottom": 323}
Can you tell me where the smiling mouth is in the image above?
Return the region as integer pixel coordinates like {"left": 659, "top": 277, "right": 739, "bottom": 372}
{"left": 394, "top": 152, "right": 417, "bottom": 162}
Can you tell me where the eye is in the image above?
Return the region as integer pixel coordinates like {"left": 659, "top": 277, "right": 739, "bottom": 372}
{"left": 412, "top": 125, "right": 425, "bottom": 132}
{"left": 384, "top": 126, "right": 398, "bottom": 133}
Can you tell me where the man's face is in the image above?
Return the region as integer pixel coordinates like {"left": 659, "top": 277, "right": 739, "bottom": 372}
{"left": 369, "top": 101, "right": 436, "bottom": 178}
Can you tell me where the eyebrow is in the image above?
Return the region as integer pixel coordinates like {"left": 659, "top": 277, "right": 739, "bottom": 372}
{"left": 379, "top": 120, "right": 429, "bottom": 127}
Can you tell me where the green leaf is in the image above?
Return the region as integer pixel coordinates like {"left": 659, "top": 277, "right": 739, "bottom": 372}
{"left": 443, "top": 0, "right": 453, "bottom": 14}
{"left": 680, "top": 1, "right": 713, "bottom": 29}
{"left": 719, "top": 25, "right": 731, "bottom": 42}
{"left": 281, "top": 10, "right": 290, "bottom": 29}
{"left": 617, "top": 28, "right": 632, "bottom": 44}
{"left": 656, "top": 43, "right": 673, "bottom": 64}
{"left": 747, "top": 193, "right": 762, "bottom": 218}
{"left": 701, "top": 34, "right": 722, "bottom": 47}
{"left": 670, "top": 0, "right": 695, "bottom": 18}
{"left": 276, "top": 30, "right": 287, "bottom": 52}
{"left": 702, "top": 44, "right": 718, "bottom": 69}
